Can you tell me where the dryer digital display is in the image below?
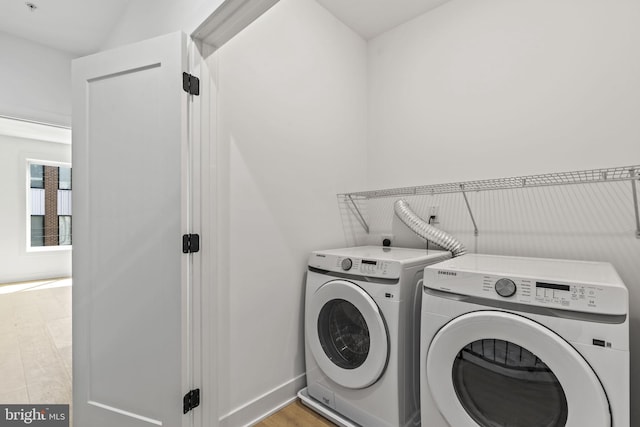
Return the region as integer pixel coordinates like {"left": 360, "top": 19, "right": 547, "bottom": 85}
{"left": 536, "top": 282, "right": 571, "bottom": 292}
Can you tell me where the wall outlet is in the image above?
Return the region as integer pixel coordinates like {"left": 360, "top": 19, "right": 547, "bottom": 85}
{"left": 429, "top": 206, "right": 439, "bottom": 224}
{"left": 381, "top": 234, "right": 394, "bottom": 247}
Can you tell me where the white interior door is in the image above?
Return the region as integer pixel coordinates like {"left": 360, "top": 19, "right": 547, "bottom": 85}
{"left": 72, "top": 31, "right": 195, "bottom": 427}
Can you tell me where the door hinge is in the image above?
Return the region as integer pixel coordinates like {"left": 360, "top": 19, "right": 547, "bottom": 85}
{"left": 182, "top": 234, "right": 200, "bottom": 253}
{"left": 183, "top": 388, "right": 200, "bottom": 414}
{"left": 182, "top": 72, "right": 200, "bottom": 96}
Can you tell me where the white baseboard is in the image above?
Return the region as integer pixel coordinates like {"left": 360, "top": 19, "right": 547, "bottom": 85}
{"left": 219, "top": 373, "right": 306, "bottom": 427}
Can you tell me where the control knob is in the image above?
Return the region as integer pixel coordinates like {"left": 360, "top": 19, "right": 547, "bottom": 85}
{"left": 341, "top": 258, "right": 353, "bottom": 271}
{"left": 495, "top": 278, "right": 516, "bottom": 298}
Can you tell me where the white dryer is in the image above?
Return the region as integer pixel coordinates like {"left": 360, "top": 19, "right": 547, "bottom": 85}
{"left": 420, "top": 254, "right": 629, "bottom": 427}
{"left": 299, "top": 246, "right": 450, "bottom": 427}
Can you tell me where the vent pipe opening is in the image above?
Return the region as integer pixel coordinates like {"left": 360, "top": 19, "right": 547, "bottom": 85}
{"left": 394, "top": 200, "right": 466, "bottom": 257}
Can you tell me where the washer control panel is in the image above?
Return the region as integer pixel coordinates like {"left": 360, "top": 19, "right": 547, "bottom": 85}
{"left": 309, "top": 254, "right": 403, "bottom": 279}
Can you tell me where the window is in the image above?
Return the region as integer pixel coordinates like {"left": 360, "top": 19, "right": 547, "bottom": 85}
{"left": 59, "top": 216, "right": 72, "bottom": 246}
{"left": 30, "top": 164, "right": 44, "bottom": 188}
{"left": 31, "top": 216, "right": 44, "bottom": 247}
{"left": 27, "top": 161, "right": 72, "bottom": 250}
{"left": 59, "top": 167, "right": 72, "bottom": 190}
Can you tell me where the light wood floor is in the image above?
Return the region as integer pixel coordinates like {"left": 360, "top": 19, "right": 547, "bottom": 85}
{"left": 255, "top": 400, "right": 337, "bottom": 427}
{"left": 0, "top": 279, "right": 72, "bottom": 405}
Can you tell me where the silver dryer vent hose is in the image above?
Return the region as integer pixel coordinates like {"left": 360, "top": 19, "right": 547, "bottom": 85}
{"left": 394, "top": 200, "right": 467, "bottom": 257}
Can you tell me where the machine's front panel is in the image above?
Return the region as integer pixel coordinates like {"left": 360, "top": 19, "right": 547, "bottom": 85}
{"left": 425, "top": 311, "right": 612, "bottom": 427}
{"left": 425, "top": 267, "right": 627, "bottom": 316}
{"left": 309, "top": 252, "right": 403, "bottom": 279}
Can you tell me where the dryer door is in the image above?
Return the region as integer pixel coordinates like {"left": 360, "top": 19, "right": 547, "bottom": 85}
{"left": 307, "top": 280, "right": 389, "bottom": 389}
{"left": 426, "top": 311, "right": 610, "bottom": 427}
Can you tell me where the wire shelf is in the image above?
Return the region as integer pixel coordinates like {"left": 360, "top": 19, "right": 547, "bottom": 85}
{"left": 338, "top": 165, "right": 640, "bottom": 200}
{"left": 337, "top": 165, "right": 640, "bottom": 239}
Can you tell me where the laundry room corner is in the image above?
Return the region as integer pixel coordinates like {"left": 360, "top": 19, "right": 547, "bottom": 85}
{"left": 7, "top": 0, "right": 638, "bottom": 425}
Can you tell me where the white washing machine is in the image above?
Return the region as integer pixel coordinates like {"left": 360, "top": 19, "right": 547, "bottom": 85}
{"left": 299, "top": 246, "right": 451, "bottom": 427}
{"left": 420, "top": 254, "right": 629, "bottom": 427}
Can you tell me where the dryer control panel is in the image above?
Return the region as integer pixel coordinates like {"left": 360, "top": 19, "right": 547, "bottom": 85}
{"left": 424, "top": 254, "right": 629, "bottom": 315}
{"left": 424, "top": 255, "right": 628, "bottom": 316}
{"left": 478, "top": 275, "right": 614, "bottom": 313}
{"left": 308, "top": 253, "right": 403, "bottom": 280}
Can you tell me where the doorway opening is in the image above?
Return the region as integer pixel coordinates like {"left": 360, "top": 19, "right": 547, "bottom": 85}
{"left": 0, "top": 116, "right": 72, "bottom": 409}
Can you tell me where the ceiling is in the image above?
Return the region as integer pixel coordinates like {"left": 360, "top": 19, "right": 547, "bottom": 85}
{"left": 316, "top": 0, "right": 452, "bottom": 39}
{"left": 0, "top": 0, "right": 130, "bottom": 56}
{"left": 0, "top": 0, "right": 451, "bottom": 56}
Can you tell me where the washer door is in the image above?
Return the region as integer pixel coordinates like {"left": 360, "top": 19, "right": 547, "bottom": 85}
{"left": 427, "top": 311, "right": 610, "bottom": 427}
{"left": 307, "top": 280, "right": 388, "bottom": 389}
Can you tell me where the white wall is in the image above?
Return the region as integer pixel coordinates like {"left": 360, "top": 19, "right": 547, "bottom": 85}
{"left": 0, "top": 133, "right": 72, "bottom": 283}
{"left": 210, "top": 0, "right": 367, "bottom": 424}
{"left": 0, "top": 32, "right": 74, "bottom": 127}
{"left": 366, "top": 0, "right": 640, "bottom": 424}
{"left": 367, "top": 0, "right": 640, "bottom": 188}
{"left": 0, "top": 34, "right": 73, "bottom": 279}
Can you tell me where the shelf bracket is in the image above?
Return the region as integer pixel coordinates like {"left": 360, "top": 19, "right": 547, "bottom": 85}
{"left": 460, "top": 185, "right": 479, "bottom": 236}
{"left": 347, "top": 195, "right": 370, "bottom": 234}
{"left": 631, "top": 169, "right": 640, "bottom": 239}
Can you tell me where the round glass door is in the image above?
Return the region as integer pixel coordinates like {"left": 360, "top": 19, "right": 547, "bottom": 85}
{"left": 426, "top": 311, "right": 611, "bottom": 427}
{"left": 317, "top": 299, "right": 370, "bottom": 370}
{"left": 452, "top": 339, "right": 567, "bottom": 426}
{"left": 306, "top": 280, "right": 388, "bottom": 389}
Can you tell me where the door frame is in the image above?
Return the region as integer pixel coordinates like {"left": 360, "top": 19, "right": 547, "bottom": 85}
{"left": 188, "top": 2, "right": 281, "bottom": 426}
{"left": 69, "top": 2, "right": 281, "bottom": 426}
